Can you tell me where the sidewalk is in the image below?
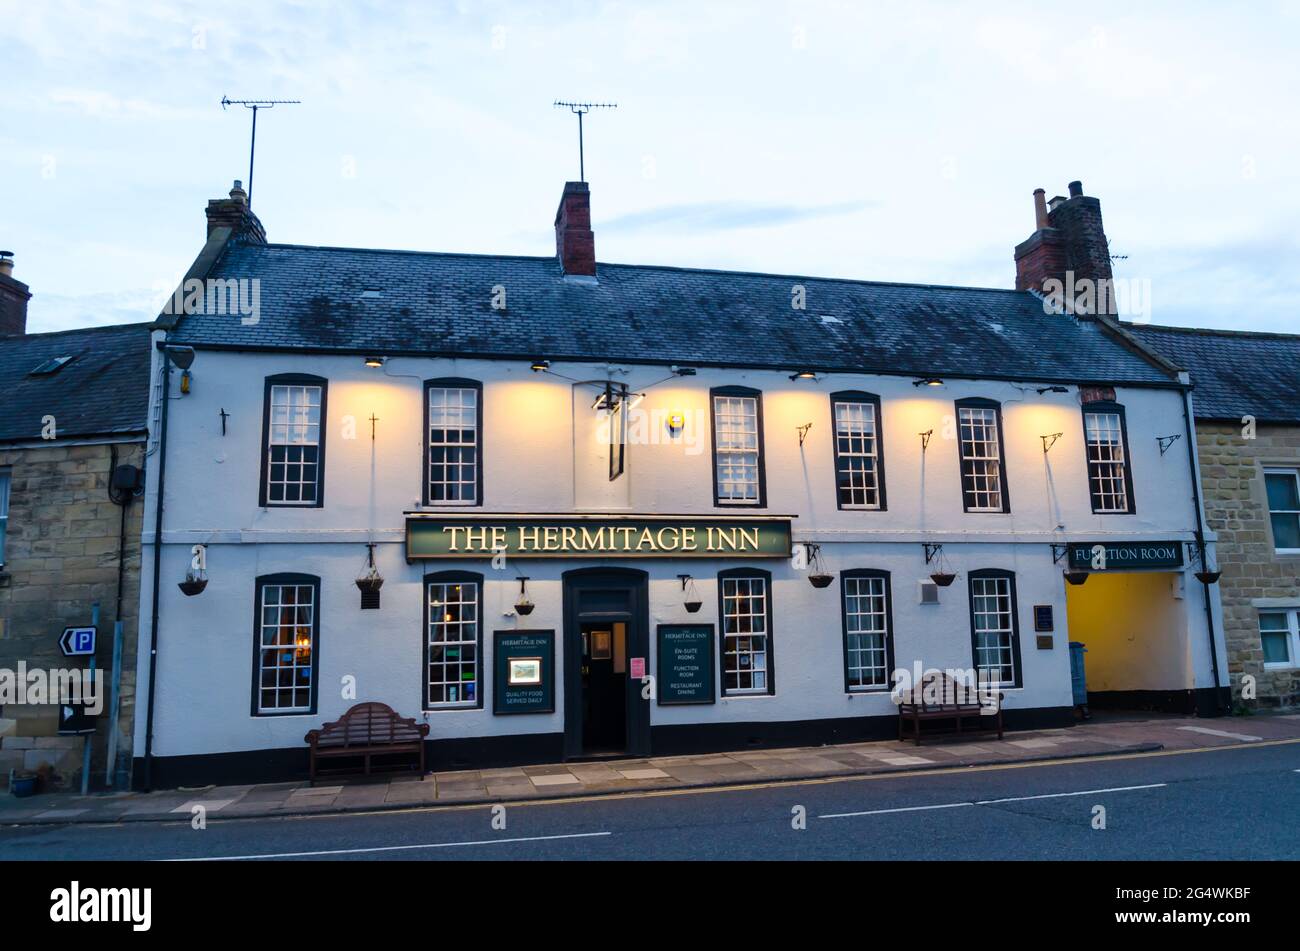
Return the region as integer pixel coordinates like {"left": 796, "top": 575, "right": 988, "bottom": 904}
{"left": 4, "top": 713, "right": 1299, "bottom": 826}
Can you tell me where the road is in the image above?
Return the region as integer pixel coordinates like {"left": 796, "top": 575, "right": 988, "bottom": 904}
{"left": 2, "top": 742, "right": 1298, "bottom": 860}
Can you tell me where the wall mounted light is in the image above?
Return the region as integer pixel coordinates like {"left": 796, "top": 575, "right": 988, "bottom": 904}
{"left": 912, "top": 378, "right": 944, "bottom": 387}
{"left": 789, "top": 370, "right": 818, "bottom": 381}
{"left": 1063, "top": 570, "right": 1090, "bottom": 586}
{"left": 530, "top": 359, "right": 551, "bottom": 373}
{"left": 1036, "top": 385, "right": 1069, "bottom": 395}
{"left": 363, "top": 355, "right": 387, "bottom": 368}
{"left": 179, "top": 369, "right": 192, "bottom": 394}
{"left": 671, "top": 366, "right": 697, "bottom": 376}
{"left": 678, "top": 574, "right": 702, "bottom": 613}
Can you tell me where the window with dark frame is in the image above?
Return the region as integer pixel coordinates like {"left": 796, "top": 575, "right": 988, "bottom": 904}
{"left": 260, "top": 374, "right": 327, "bottom": 507}
{"left": 711, "top": 387, "right": 765, "bottom": 506}
{"left": 955, "top": 398, "right": 1009, "bottom": 513}
{"left": 831, "top": 392, "right": 886, "bottom": 510}
{"left": 425, "top": 379, "right": 482, "bottom": 506}
{"left": 841, "top": 570, "right": 893, "bottom": 691}
{"left": 1082, "top": 402, "right": 1135, "bottom": 514}
{"left": 252, "top": 574, "right": 320, "bottom": 715}
{"left": 1265, "top": 469, "right": 1300, "bottom": 552}
{"left": 967, "top": 569, "right": 1022, "bottom": 688}
{"left": 718, "top": 568, "right": 773, "bottom": 695}
{"left": 425, "top": 572, "right": 483, "bottom": 708}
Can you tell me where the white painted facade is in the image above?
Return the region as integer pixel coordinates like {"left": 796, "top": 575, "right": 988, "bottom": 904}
{"left": 134, "top": 342, "right": 1226, "bottom": 767}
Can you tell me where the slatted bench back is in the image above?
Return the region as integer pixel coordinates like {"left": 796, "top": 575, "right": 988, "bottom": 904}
{"left": 313, "top": 702, "right": 423, "bottom": 748}
{"left": 899, "top": 673, "right": 981, "bottom": 711}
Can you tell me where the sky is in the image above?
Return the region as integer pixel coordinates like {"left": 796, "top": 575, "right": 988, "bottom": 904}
{"left": 2, "top": 0, "right": 1297, "bottom": 335}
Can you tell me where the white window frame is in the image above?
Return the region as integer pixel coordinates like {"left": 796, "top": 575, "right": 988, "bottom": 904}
{"left": 720, "top": 574, "right": 771, "bottom": 694}
{"left": 1264, "top": 468, "right": 1300, "bottom": 554}
{"left": 833, "top": 398, "right": 883, "bottom": 510}
{"left": 843, "top": 574, "right": 890, "bottom": 690}
{"left": 971, "top": 574, "right": 1018, "bottom": 687}
{"left": 712, "top": 393, "right": 763, "bottom": 505}
{"left": 1259, "top": 609, "right": 1300, "bottom": 670}
{"left": 957, "top": 404, "right": 1006, "bottom": 512}
{"left": 0, "top": 468, "right": 10, "bottom": 568}
{"left": 1083, "top": 410, "right": 1131, "bottom": 513}
{"left": 255, "top": 581, "right": 317, "bottom": 714}
{"left": 426, "top": 384, "right": 479, "bottom": 505}
{"left": 265, "top": 382, "right": 324, "bottom": 506}
{"left": 426, "top": 579, "right": 480, "bottom": 707}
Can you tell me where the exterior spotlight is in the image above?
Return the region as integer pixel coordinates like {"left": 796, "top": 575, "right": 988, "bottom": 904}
{"left": 159, "top": 343, "right": 196, "bottom": 370}
{"left": 671, "top": 365, "right": 697, "bottom": 376}
{"left": 913, "top": 377, "right": 944, "bottom": 387}
{"left": 1063, "top": 570, "right": 1090, "bottom": 586}
{"left": 790, "top": 370, "right": 818, "bottom": 381}
{"left": 1037, "top": 385, "right": 1069, "bottom": 394}
{"left": 364, "top": 355, "right": 386, "bottom": 368}
{"left": 530, "top": 359, "right": 551, "bottom": 373}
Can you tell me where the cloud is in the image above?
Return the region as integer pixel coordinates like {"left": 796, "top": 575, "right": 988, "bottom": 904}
{"left": 602, "top": 200, "right": 879, "bottom": 235}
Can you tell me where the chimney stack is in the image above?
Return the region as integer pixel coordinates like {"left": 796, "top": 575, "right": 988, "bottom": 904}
{"left": 0, "top": 251, "right": 32, "bottom": 336}
{"left": 205, "top": 180, "right": 267, "bottom": 245}
{"left": 1014, "top": 179, "right": 1114, "bottom": 308}
{"left": 555, "top": 181, "right": 597, "bottom": 278}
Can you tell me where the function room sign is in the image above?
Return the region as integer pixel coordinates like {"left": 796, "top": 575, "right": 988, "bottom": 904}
{"left": 1067, "top": 540, "right": 1185, "bottom": 571}
{"left": 407, "top": 514, "right": 793, "bottom": 561}
{"left": 656, "top": 624, "right": 715, "bottom": 705}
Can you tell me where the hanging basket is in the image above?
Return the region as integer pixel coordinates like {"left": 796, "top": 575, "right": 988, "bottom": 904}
{"left": 684, "top": 599, "right": 703, "bottom": 613}
{"left": 808, "top": 573, "right": 834, "bottom": 589}
{"left": 178, "top": 577, "right": 208, "bottom": 597}
{"left": 514, "top": 600, "right": 535, "bottom": 616}
{"left": 1194, "top": 569, "right": 1222, "bottom": 585}
{"left": 929, "top": 572, "right": 957, "bottom": 587}
{"left": 1063, "top": 570, "right": 1090, "bottom": 586}
{"left": 355, "top": 575, "right": 385, "bottom": 594}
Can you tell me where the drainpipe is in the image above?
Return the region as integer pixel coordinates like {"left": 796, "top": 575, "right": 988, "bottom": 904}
{"left": 1180, "top": 386, "right": 1224, "bottom": 715}
{"left": 142, "top": 345, "right": 174, "bottom": 791}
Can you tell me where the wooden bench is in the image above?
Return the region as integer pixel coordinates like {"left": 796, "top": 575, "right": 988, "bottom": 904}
{"left": 305, "top": 702, "right": 429, "bottom": 784}
{"left": 897, "top": 672, "right": 1004, "bottom": 746}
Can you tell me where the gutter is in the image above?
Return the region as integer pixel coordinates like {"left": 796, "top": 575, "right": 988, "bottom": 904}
{"left": 141, "top": 342, "right": 172, "bottom": 791}
{"left": 1179, "top": 385, "right": 1226, "bottom": 715}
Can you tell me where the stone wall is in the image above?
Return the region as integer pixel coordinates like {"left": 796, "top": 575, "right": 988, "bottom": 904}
{"left": 1197, "top": 422, "right": 1300, "bottom": 708}
{"left": 0, "top": 441, "right": 145, "bottom": 789}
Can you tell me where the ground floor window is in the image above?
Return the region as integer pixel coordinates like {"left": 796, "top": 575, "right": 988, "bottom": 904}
{"left": 842, "top": 570, "right": 893, "bottom": 690}
{"left": 1260, "top": 609, "right": 1300, "bottom": 669}
{"left": 968, "top": 569, "right": 1022, "bottom": 688}
{"left": 426, "top": 572, "right": 482, "bottom": 707}
{"left": 719, "top": 569, "right": 773, "bottom": 695}
{"left": 253, "top": 574, "right": 320, "bottom": 715}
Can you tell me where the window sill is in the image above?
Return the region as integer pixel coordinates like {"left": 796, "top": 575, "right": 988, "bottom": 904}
{"left": 424, "top": 704, "right": 481, "bottom": 713}
{"left": 720, "top": 692, "right": 774, "bottom": 700}
{"left": 1262, "top": 663, "right": 1298, "bottom": 672}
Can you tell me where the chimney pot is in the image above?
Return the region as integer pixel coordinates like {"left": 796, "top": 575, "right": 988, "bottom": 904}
{"left": 1033, "top": 189, "right": 1050, "bottom": 230}
{"left": 206, "top": 181, "right": 266, "bottom": 244}
{"left": 1068, "top": 180, "right": 1083, "bottom": 198}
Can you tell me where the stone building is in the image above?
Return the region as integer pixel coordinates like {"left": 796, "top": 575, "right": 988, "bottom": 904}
{"left": 0, "top": 253, "right": 152, "bottom": 789}
{"left": 1128, "top": 324, "right": 1300, "bottom": 709}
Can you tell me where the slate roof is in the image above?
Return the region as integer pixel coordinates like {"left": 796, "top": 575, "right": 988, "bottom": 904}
{"left": 167, "top": 242, "right": 1176, "bottom": 386}
{"left": 0, "top": 323, "right": 153, "bottom": 443}
{"left": 1126, "top": 323, "right": 1300, "bottom": 423}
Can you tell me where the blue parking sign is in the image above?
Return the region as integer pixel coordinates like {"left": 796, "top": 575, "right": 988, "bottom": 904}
{"left": 59, "top": 626, "right": 97, "bottom": 657}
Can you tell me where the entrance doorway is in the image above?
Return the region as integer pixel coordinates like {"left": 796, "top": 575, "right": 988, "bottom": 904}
{"left": 562, "top": 568, "right": 650, "bottom": 759}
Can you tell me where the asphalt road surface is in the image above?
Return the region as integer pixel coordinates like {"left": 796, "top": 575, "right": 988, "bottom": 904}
{"left": 3, "top": 742, "right": 1298, "bottom": 861}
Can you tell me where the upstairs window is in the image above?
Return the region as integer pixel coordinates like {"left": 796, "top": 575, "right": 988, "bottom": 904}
{"left": 425, "top": 379, "right": 482, "bottom": 506}
{"left": 711, "top": 387, "right": 765, "bottom": 506}
{"left": 956, "top": 399, "right": 1009, "bottom": 513}
{"left": 831, "top": 392, "right": 886, "bottom": 510}
{"left": 260, "top": 375, "right": 327, "bottom": 508}
{"left": 1083, "top": 403, "right": 1135, "bottom": 514}
{"left": 1265, "top": 469, "right": 1300, "bottom": 553}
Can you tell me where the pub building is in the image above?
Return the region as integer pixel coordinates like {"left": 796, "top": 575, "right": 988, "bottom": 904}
{"left": 132, "top": 178, "right": 1229, "bottom": 787}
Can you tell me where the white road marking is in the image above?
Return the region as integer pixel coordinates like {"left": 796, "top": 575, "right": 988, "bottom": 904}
{"left": 167, "top": 831, "right": 613, "bottom": 861}
{"left": 819, "top": 783, "right": 1166, "bottom": 819}
{"left": 1178, "top": 726, "right": 1261, "bottom": 742}
{"left": 975, "top": 783, "right": 1166, "bottom": 804}
{"left": 820, "top": 802, "right": 975, "bottom": 819}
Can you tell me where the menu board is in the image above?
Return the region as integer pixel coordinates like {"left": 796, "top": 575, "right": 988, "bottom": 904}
{"left": 493, "top": 630, "right": 555, "bottom": 715}
{"left": 656, "top": 624, "right": 715, "bottom": 705}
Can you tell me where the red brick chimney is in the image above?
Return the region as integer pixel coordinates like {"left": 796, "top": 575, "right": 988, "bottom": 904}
{"left": 205, "top": 180, "right": 267, "bottom": 244}
{"left": 0, "top": 251, "right": 32, "bottom": 336}
{"left": 555, "top": 181, "right": 596, "bottom": 277}
{"left": 1014, "top": 180, "right": 1114, "bottom": 302}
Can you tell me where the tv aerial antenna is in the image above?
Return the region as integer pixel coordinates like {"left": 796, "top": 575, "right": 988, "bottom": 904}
{"left": 553, "top": 101, "right": 617, "bottom": 182}
{"left": 220, "top": 96, "right": 302, "bottom": 208}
